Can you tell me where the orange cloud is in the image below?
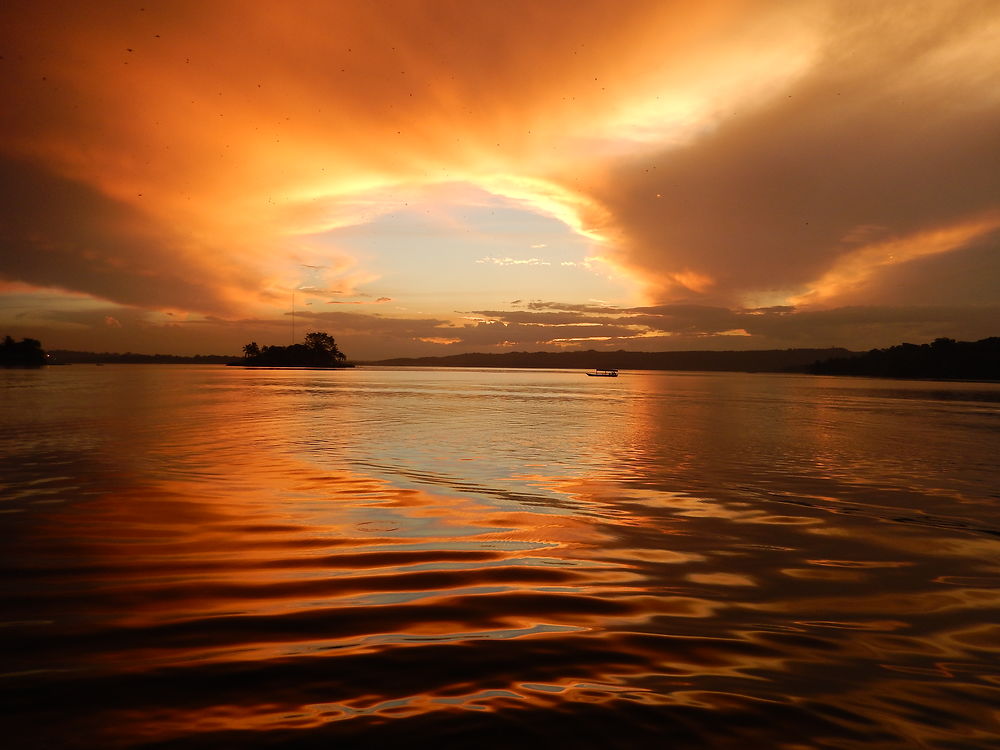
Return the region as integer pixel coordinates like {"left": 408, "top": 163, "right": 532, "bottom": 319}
{"left": 576, "top": 1, "right": 1000, "bottom": 306}
{"left": 1, "top": 0, "right": 998, "bottom": 353}
{"left": 0, "top": 1, "right": 817, "bottom": 308}
{"left": 792, "top": 213, "right": 1000, "bottom": 306}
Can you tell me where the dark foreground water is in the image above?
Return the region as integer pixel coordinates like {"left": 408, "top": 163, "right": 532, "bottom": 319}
{"left": 2, "top": 365, "right": 999, "bottom": 749}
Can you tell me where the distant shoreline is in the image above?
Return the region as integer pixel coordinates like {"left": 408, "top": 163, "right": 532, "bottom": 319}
{"left": 226, "top": 364, "right": 356, "bottom": 370}
{"left": 361, "top": 347, "right": 857, "bottom": 373}
{"left": 44, "top": 346, "right": 854, "bottom": 370}
{"left": 360, "top": 338, "right": 999, "bottom": 380}
{"left": 27, "top": 338, "right": 1000, "bottom": 381}
{"left": 46, "top": 350, "right": 236, "bottom": 365}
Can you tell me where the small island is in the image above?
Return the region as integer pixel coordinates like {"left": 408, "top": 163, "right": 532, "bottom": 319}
{"left": 232, "top": 331, "right": 354, "bottom": 368}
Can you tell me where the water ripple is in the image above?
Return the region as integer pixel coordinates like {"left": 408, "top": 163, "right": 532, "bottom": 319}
{"left": 2, "top": 366, "right": 999, "bottom": 748}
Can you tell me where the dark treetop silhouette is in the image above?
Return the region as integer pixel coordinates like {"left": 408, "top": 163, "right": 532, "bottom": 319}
{"left": 806, "top": 337, "right": 1000, "bottom": 380}
{"left": 1, "top": 336, "right": 46, "bottom": 368}
{"left": 234, "top": 332, "right": 352, "bottom": 368}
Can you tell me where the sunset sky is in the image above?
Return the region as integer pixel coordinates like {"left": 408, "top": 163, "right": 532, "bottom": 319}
{"left": 1, "top": 0, "right": 998, "bottom": 359}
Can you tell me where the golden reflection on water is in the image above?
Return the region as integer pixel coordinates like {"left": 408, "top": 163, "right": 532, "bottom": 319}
{"left": 2, "top": 366, "right": 1000, "bottom": 748}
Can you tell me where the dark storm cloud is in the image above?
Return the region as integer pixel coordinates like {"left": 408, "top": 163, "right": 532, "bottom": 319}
{"left": 0, "top": 158, "right": 250, "bottom": 314}
{"left": 585, "top": 1, "right": 1000, "bottom": 304}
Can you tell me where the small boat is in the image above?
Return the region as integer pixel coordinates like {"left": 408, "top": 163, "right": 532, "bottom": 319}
{"left": 586, "top": 368, "right": 619, "bottom": 377}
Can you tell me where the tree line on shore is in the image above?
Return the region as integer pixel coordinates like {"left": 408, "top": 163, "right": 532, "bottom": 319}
{"left": 1, "top": 336, "right": 45, "bottom": 367}
{"left": 49, "top": 350, "right": 234, "bottom": 364}
{"left": 371, "top": 347, "right": 855, "bottom": 371}
{"left": 6, "top": 333, "right": 999, "bottom": 379}
{"left": 805, "top": 337, "right": 1000, "bottom": 379}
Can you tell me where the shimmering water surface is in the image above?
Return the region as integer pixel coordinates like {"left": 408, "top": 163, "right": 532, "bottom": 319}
{"left": 3, "top": 365, "right": 999, "bottom": 749}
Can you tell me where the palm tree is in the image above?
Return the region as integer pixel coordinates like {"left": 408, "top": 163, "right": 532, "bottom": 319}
{"left": 243, "top": 342, "right": 260, "bottom": 358}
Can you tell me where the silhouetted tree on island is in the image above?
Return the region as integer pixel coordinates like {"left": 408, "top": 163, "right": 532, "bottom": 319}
{"left": 303, "top": 332, "right": 346, "bottom": 362}
{"left": 233, "top": 332, "right": 351, "bottom": 368}
{"left": 1, "top": 336, "right": 46, "bottom": 368}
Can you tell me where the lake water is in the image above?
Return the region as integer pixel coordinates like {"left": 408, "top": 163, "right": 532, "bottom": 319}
{"left": 2, "top": 365, "right": 999, "bottom": 749}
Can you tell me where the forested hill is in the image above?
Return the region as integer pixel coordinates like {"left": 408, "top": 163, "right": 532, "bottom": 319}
{"left": 806, "top": 338, "right": 1000, "bottom": 380}
{"left": 368, "top": 347, "right": 856, "bottom": 372}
